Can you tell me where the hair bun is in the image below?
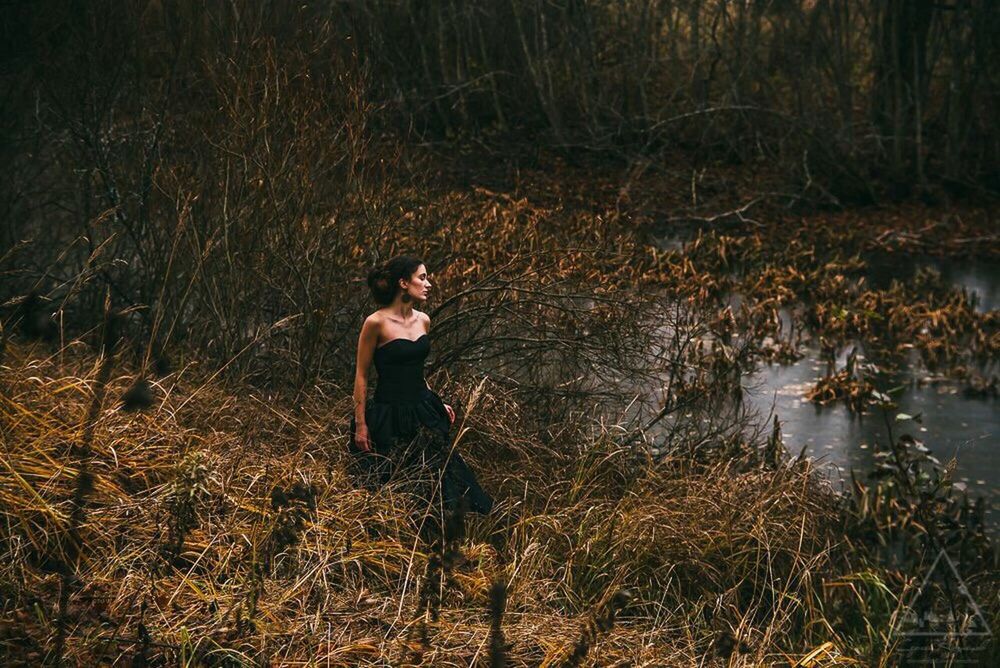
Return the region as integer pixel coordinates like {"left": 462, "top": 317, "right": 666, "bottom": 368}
{"left": 365, "top": 254, "right": 424, "bottom": 306}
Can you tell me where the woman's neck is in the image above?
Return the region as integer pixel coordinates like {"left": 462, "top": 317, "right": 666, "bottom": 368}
{"left": 388, "top": 300, "right": 415, "bottom": 322}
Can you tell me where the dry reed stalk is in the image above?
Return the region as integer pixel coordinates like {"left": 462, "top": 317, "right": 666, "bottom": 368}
{"left": 489, "top": 579, "right": 509, "bottom": 668}
{"left": 54, "top": 292, "right": 121, "bottom": 666}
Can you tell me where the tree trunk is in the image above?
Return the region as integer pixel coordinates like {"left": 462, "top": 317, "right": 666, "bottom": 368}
{"left": 872, "top": 0, "right": 935, "bottom": 185}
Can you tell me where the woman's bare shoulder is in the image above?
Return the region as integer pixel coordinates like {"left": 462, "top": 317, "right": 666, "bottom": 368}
{"left": 362, "top": 311, "right": 387, "bottom": 333}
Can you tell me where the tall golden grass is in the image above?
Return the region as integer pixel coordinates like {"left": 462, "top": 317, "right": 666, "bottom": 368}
{"left": 9, "top": 311, "right": 996, "bottom": 666}
{"left": 1, "top": 334, "right": 876, "bottom": 666}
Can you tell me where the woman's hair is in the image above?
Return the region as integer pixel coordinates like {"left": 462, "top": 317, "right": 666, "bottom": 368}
{"left": 366, "top": 254, "right": 424, "bottom": 306}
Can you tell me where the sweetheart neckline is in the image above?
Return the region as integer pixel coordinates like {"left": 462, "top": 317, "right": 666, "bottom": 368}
{"left": 375, "top": 332, "right": 429, "bottom": 350}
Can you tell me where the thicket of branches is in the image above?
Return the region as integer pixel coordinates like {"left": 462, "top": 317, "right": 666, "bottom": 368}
{"left": 347, "top": 0, "right": 999, "bottom": 200}
{"left": 1, "top": 0, "right": 997, "bottom": 393}
{"left": 0, "top": 2, "right": 684, "bottom": 413}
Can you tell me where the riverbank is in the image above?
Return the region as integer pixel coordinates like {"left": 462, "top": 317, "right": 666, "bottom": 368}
{"left": 5, "top": 334, "right": 991, "bottom": 665}
{"left": 415, "top": 145, "right": 1000, "bottom": 530}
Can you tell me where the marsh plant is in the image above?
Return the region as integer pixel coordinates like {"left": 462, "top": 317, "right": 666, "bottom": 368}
{"left": 561, "top": 589, "right": 632, "bottom": 667}
{"left": 162, "top": 451, "right": 212, "bottom": 567}
{"left": 827, "top": 402, "right": 998, "bottom": 664}
{"left": 488, "top": 580, "right": 509, "bottom": 668}
{"left": 846, "top": 407, "right": 994, "bottom": 572}
{"left": 266, "top": 481, "right": 318, "bottom": 574}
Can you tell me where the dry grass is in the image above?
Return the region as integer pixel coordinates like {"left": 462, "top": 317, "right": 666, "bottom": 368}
{"left": 3, "top": 5, "right": 998, "bottom": 663}
{"left": 0, "top": 337, "right": 866, "bottom": 666}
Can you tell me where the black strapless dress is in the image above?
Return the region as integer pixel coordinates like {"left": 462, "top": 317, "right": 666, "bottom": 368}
{"left": 349, "top": 333, "right": 493, "bottom": 515}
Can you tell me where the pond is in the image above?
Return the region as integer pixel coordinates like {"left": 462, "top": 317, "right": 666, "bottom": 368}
{"left": 861, "top": 251, "right": 1000, "bottom": 312}
{"left": 649, "top": 228, "right": 999, "bottom": 530}
{"left": 741, "top": 256, "right": 1000, "bottom": 531}
{"left": 746, "top": 342, "right": 998, "bottom": 528}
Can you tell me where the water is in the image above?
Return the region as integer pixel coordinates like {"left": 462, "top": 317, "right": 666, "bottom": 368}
{"left": 741, "top": 256, "right": 1000, "bottom": 530}
{"left": 746, "top": 345, "right": 999, "bottom": 530}
{"left": 652, "top": 231, "right": 1000, "bottom": 527}
{"left": 862, "top": 251, "right": 1000, "bottom": 313}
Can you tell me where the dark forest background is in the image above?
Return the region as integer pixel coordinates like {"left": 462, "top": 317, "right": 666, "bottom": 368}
{"left": 2, "top": 0, "right": 997, "bottom": 390}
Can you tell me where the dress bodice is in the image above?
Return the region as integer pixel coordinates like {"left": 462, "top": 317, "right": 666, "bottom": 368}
{"left": 372, "top": 333, "right": 430, "bottom": 403}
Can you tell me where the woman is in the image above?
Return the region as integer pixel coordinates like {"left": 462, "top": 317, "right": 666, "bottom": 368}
{"left": 349, "top": 254, "right": 493, "bottom": 515}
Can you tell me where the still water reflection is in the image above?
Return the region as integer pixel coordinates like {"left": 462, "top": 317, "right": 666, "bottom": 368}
{"left": 649, "top": 229, "right": 998, "bottom": 528}
{"left": 743, "top": 256, "right": 999, "bottom": 531}
{"left": 746, "top": 348, "right": 998, "bottom": 531}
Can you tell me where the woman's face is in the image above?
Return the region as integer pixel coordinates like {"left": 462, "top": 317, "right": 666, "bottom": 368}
{"left": 401, "top": 264, "right": 431, "bottom": 303}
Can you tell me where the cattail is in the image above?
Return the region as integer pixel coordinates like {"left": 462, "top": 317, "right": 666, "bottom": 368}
{"left": 712, "top": 629, "right": 736, "bottom": 661}
{"left": 410, "top": 537, "right": 441, "bottom": 659}
{"left": 264, "top": 482, "right": 314, "bottom": 573}
{"left": 488, "top": 580, "right": 508, "bottom": 668}
{"left": 131, "top": 600, "right": 151, "bottom": 667}
{"left": 55, "top": 289, "right": 119, "bottom": 667}
{"left": 410, "top": 500, "right": 470, "bottom": 657}
{"left": 0, "top": 319, "right": 7, "bottom": 366}
{"left": 121, "top": 377, "right": 154, "bottom": 412}
{"left": 270, "top": 485, "right": 289, "bottom": 510}
{"left": 442, "top": 496, "right": 467, "bottom": 582}
{"left": 20, "top": 292, "right": 58, "bottom": 342}
{"left": 288, "top": 481, "right": 318, "bottom": 511}
{"left": 562, "top": 589, "right": 632, "bottom": 667}
{"left": 152, "top": 350, "right": 172, "bottom": 377}
{"left": 102, "top": 308, "right": 125, "bottom": 357}
{"left": 420, "top": 546, "right": 444, "bottom": 623}
{"left": 764, "top": 415, "right": 783, "bottom": 469}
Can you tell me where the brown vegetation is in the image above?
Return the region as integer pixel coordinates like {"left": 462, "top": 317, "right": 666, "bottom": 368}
{"left": 0, "top": 339, "right": 857, "bottom": 664}
{"left": 1, "top": 2, "right": 998, "bottom": 665}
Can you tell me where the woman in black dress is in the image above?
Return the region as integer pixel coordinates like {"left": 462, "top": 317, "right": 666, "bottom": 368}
{"left": 349, "top": 254, "right": 493, "bottom": 515}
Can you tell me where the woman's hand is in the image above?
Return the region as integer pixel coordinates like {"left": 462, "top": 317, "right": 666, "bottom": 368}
{"left": 355, "top": 423, "right": 372, "bottom": 452}
{"left": 443, "top": 404, "right": 455, "bottom": 425}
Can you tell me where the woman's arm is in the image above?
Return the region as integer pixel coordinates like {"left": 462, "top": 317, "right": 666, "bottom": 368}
{"left": 353, "top": 315, "right": 379, "bottom": 450}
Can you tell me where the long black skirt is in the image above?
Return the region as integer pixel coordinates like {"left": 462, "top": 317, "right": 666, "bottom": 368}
{"left": 348, "top": 388, "right": 493, "bottom": 515}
